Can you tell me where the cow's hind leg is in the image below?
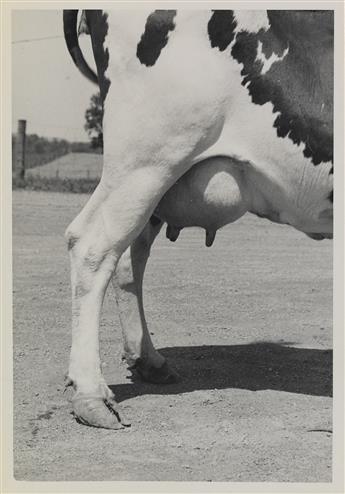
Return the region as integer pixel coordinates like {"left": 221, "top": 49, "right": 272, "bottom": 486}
{"left": 66, "top": 168, "right": 186, "bottom": 429}
{"left": 112, "top": 217, "right": 179, "bottom": 384}
{"left": 66, "top": 190, "right": 126, "bottom": 429}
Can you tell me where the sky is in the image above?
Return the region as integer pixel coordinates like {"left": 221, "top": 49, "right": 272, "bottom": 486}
{"left": 12, "top": 10, "right": 96, "bottom": 142}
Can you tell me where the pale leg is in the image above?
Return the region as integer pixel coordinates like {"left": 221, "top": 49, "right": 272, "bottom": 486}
{"left": 66, "top": 169, "right": 185, "bottom": 429}
{"left": 112, "top": 217, "right": 178, "bottom": 384}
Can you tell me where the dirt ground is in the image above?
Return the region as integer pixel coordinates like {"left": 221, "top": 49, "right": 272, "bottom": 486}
{"left": 12, "top": 190, "right": 332, "bottom": 482}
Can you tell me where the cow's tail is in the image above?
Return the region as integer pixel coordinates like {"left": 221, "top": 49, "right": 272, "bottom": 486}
{"left": 63, "top": 10, "right": 98, "bottom": 85}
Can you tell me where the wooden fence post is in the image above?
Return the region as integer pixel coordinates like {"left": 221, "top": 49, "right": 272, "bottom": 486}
{"left": 15, "top": 119, "right": 26, "bottom": 180}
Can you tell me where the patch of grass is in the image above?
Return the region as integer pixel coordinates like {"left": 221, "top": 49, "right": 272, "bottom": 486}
{"left": 12, "top": 175, "right": 99, "bottom": 194}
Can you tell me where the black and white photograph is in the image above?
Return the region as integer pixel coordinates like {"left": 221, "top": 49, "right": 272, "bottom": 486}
{"left": 1, "top": 1, "right": 344, "bottom": 491}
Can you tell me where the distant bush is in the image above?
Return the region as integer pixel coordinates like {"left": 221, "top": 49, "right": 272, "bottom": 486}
{"left": 12, "top": 175, "right": 99, "bottom": 194}
{"left": 70, "top": 142, "right": 102, "bottom": 154}
{"left": 85, "top": 92, "right": 104, "bottom": 150}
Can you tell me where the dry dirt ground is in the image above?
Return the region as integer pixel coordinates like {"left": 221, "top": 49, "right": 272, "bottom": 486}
{"left": 12, "top": 190, "right": 332, "bottom": 482}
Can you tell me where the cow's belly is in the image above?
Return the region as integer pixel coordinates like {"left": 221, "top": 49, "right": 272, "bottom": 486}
{"left": 154, "top": 154, "right": 333, "bottom": 242}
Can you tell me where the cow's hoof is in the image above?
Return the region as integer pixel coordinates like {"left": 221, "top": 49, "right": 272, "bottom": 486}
{"left": 132, "top": 359, "right": 180, "bottom": 384}
{"left": 71, "top": 393, "right": 131, "bottom": 430}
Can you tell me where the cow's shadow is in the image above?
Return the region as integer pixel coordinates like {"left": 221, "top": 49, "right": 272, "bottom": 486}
{"left": 109, "top": 342, "right": 332, "bottom": 402}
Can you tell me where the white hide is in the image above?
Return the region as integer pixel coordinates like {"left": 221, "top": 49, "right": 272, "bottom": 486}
{"left": 102, "top": 10, "right": 332, "bottom": 235}
{"left": 233, "top": 10, "right": 270, "bottom": 33}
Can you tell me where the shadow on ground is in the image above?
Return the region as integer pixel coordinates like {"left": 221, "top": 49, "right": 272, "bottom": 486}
{"left": 110, "top": 342, "right": 332, "bottom": 402}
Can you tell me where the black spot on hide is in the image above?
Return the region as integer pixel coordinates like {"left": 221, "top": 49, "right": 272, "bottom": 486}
{"left": 86, "top": 11, "right": 111, "bottom": 100}
{"left": 137, "top": 10, "right": 176, "bottom": 66}
{"left": 207, "top": 10, "right": 237, "bottom": 51}
{"left": 230, "top": 10, "right": 333, "bottom": 166}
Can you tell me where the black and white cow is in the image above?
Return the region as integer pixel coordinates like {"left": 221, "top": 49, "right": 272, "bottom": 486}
{"left": 63, "top": 10, "right": 333, "bottom": 429}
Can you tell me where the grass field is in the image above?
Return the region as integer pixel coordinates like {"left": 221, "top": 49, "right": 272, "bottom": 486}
{"left": 12, "top": 190, "right": 332, "bottom": 482}
{"left": 26, "top": 152, "right": 102, "bottom": 179}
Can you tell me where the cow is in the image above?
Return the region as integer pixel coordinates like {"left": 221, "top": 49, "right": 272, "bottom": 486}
{"left": 63, "top": 10, "right": 333, "bottom": 429}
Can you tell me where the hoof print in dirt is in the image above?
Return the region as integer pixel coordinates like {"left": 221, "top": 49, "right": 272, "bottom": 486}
{"left": 130, "top": 359, "right": 180, "bottom": 384}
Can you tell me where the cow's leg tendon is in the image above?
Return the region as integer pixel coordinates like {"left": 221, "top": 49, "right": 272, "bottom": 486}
{"left": 113, "top": 219, "right": 179, "bottom": 384}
